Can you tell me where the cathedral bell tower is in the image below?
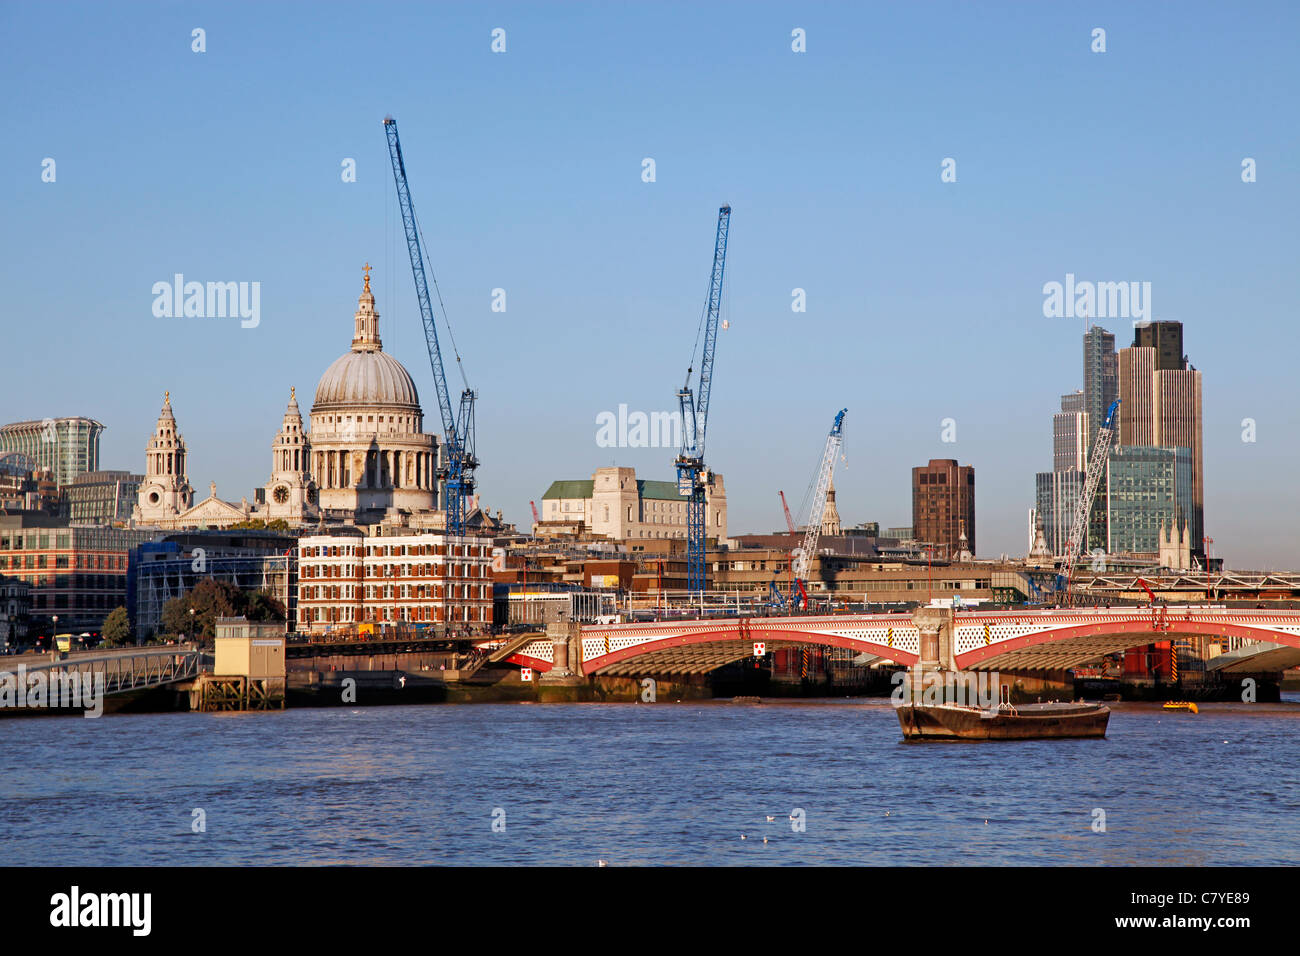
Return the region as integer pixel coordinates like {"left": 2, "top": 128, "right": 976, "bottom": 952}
{"left": 820, "top": 476, "right": 842, "bottom": 537}
{"left": 133, "top": 391, "right": 194, "bottom": 524}
{"left": 261, "top": 386, "right": 318, "bottom": 522}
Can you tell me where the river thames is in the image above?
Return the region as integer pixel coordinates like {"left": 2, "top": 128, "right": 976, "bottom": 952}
{"left": 3, "top": 696, "right": 1297, "bottom": 866}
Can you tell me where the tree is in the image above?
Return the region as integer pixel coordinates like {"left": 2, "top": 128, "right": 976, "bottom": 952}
{"left": 161, "top": 577, "right": 239, "bottom": 641}
{"left": 159, "top": 578, "right": 287, "bottom": 642}
{"left": 102, "top": 606, "right": 131, "bottom": 647}
{"left": 244, "top": 590, "right": 286, "bottom": 622}
{"left": 225, "top": 518, "right": 289, "bottom": 532}
{"left": 226, "top": 518, "right": 267, "bottom": 530}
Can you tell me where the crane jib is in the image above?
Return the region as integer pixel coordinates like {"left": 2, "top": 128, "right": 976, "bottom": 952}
{"left": 691, "top": 205, "right": 730, "bottom": 462}
{"left": 793, "top": 409, "right": 847, "bottom": 588}
{"left": 677, "top": 204, "right": 731, "bottom": 594}
{"left": 384, "top": 117, "right": 477, "bottom": 535}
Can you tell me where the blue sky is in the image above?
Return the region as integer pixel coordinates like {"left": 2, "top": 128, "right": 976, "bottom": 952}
{"left": 2, "top": 2, "right": 1297, "bottom": 565}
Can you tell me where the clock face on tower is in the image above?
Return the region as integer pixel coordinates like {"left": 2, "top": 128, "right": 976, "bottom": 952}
{"left": 273, "top": 486, "right": 289, "bottom": 504}
{"left": 147, "top": 488, "right": 162, "bottom": 505}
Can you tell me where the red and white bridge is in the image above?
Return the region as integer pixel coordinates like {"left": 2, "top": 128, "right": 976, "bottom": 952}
{"left": 503, "top": 607, "right": 1300, "bottom": 676}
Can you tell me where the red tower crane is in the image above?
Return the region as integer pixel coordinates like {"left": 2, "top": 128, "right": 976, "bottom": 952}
{"left": 779, "top": 490, "right": 796, "bottom": 534}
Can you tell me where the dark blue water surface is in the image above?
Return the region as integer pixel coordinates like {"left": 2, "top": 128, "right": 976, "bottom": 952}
{"left": 2, "top": 696, "right": 1297, "bottom": 866}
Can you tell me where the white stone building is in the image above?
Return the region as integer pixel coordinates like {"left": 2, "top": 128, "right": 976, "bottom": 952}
{"left": 259, "top": 387, "right": 318, "bottom": 523}
{"left": 133, "top": 267, "right": 444, "bottom": 531}
{"left": 539, "top": 465, "right": 727, "bottom": 541}
{"left": 132, "top": 392, "right": 195, "bottom": 526}
{"left": 308, "top": 268, "right": 439, "bottom": 520}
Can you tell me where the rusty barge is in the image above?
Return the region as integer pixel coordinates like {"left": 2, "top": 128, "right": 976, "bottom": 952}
{"left": 897, "top": 701, "right": 1110, "bottom": 741}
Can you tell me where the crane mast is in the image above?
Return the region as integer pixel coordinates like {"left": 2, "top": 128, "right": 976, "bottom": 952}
{"left": 676, "top": 204, "right": 731, "bottom": 594}
{"left": 383, "top": 117, "right": 477, "bottom": 536}
{"left": 791, "top": 409, "right": 847, "bottom": 606}
{"left": 779, "top": 490, "right": 796, "bottom": 534}
{"left": 1059, "top": 398, "right": 1120, "bottom": 602}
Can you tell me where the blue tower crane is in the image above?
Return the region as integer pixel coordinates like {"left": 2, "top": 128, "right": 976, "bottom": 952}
{"left": 383, "top": 117, "right": 477, "bottom": 536}
{"left": 676, "top": 205, "right": 731, "bottom": 595}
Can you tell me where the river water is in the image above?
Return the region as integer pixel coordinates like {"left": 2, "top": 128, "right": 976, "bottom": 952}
{"left": 3, "top": 696, "right": 1297, "bottom": 866}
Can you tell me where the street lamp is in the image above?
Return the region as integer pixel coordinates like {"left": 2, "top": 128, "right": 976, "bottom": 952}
{"left": 50, "top": 615, "right": 59, "bottom": 660}
{"left": 1203, "top": 537, "right": 1215, "bottom": 602}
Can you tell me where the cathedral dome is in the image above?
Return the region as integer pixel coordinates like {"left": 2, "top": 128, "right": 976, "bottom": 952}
{"left": 314, "top": 350, "right": 420, "bottom": 409}
{"left": 311, "top": 265, "right": 421, "bottom": 411}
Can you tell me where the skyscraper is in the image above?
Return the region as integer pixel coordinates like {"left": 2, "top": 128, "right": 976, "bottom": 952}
{"left": 1083, "top": 326, "right": 1117, "bottom": 451}
{"left": 1053, "top": 390, "right": 1088, "bottom": 473}
{"left": 912, "top": 459, "right": 975, "bottom": 559}
{"left": 1106, "top": 446, "right": 1194, "bottom": 555}
{"left": 1133, "top": 320, "right": 1185, "bottom": 371}
{"left": 1035, "top": 469, "right": 1084, "bottom": 555}
{"left": 1116, "top": 320, "right": 1203, "bottom": 554}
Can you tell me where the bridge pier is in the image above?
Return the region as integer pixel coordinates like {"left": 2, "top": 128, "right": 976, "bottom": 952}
{"left": 539, "top": 622, "right": 586, "bottom": 686}
{"left": 912, "top": 606, "right": 956, "bottom": 671}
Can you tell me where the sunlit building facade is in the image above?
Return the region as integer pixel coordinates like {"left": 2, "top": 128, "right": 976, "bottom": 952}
{"left": 297, "top": 531, "right": 494, "bottom": 633}
{"left": 0, "top": 418, "right": 104, "bottom": 488}
{"left": 1105, "top": 445, "right": 1194, "bottom": 556}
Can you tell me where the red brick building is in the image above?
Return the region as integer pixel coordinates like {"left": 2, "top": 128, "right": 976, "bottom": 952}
{"left": 911, "top": 459, "right": 975, "bottom": 560}
{"left": 297, "top": 532, "right": 493, "bottom": 633}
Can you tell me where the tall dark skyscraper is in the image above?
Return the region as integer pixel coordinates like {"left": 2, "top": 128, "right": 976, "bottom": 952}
{"left": 1117, "top": 319, "right": 1203, "bottom": 557}
{"left": 1133, "top": 320, "right": 1185, "bottom": 371}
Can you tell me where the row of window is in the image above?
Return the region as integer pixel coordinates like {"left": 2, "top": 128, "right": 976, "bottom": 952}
{"left": 320, "top": 413, "right": 419, "bottom": 431}
{"left": 305, "top": 604, "right": 488, "bottom": 624}
{"left": 299, "top": 543, "right": 488, "bottom": 559}
{"left": 0, "top": 529, "right": 148, "bottom": 552}
{"left": 917, "top": 472, "right": 976, "bottom": 485}
{"left": 861, "top": 580, "right": 992, "bottom": 591}
{"left": 300, "top": 562, "right": 486, "bottom": 579}
{"left": 6, "top": 573, "right": 125, "bottom": 590}
{"left": 300, "top": 583, "right": 490, "bottom": 602}
{"left": 1, "top": 534, "right": 71, "bottom": 550}
{"left": 0, "top": 553, "right": 126, "bottom": 571}
{"left": 30, "top": 593, "right": 121, "bottom": 610}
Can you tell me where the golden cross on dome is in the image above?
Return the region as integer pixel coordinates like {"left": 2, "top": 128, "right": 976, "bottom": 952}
{"left": 363, "top": 262, "right": 372, "bottom": 293}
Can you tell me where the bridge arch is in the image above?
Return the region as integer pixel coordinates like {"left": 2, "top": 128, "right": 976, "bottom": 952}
{"left": 505, "top": 610, "right": 1300, "bottom": 677}
{"left": 579, "top": 617, "right": 920, "bottom": 675}
{"left": 954, "top": 615, "right": 1300, "bottom": 671}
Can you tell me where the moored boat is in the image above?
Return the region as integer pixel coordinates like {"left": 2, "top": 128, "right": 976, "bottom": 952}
{"left": 897, "top": 701, "right": 1110, "bottom": 741}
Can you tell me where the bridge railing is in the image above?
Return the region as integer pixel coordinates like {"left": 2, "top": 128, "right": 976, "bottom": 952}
{"left": 18, "top": 647, "right": 202, "bottom": 696}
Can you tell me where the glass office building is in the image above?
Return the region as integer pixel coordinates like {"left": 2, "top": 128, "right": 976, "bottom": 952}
{"left": 1105, "top": 446, "right": 1193, "bottom": 556}
{"left": 62, "top": 470, "right": 142, "bottom": 524}
{"left": 1083, "top": 326, "right": 1117, "bottom": 451}
{"left": 0, "top": 418, "right": 104, "bottom": 488}
{"left": 1035, "top": 469, "right": 1085, "bottom": 555}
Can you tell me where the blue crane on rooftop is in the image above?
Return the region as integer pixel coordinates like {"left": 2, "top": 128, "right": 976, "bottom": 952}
{"left": 676, "top": 205, "right": 731, "bottom": 595}
{"left": 383, "top": 117, "right": 477, "bottom": 536}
